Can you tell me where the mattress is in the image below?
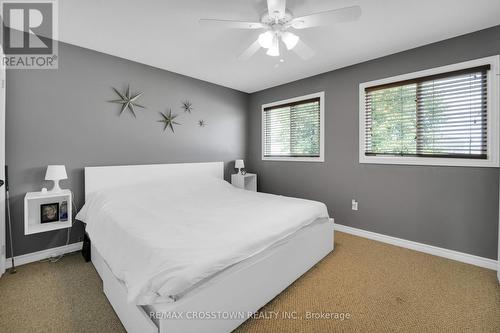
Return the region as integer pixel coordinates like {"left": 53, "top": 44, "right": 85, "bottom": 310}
{"left": 76, "top": 176, "right": 329, "bottom": 305}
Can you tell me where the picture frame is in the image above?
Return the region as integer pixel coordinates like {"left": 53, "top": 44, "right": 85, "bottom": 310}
{"left": 59, "top": 201, "right": 68, "bottom": 221}
{"left": 40, "top": 202, "right": 59, "bottom": 224}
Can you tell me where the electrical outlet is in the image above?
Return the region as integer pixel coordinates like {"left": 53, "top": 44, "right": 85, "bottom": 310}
{"left": 351, "top": 199, "right": 358, "bottom": 211}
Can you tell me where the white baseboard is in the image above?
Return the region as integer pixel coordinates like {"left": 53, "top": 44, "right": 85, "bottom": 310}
{"left": 4, "top": 225, "right": 497, "bottom": 272}
{"left": 334, "top": 223, "right": 498, "bottom": 271}
{"left": 6, "top": 242, "right": 83, "bottom": 268}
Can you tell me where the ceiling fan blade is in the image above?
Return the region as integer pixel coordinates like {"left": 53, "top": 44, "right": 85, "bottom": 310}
{"left": 293, "top": 40, "right": 315, "bottom": 60}
{"left": 290, "top": 5, "right": 361, "bottom": 29}
{"left": 238, "top": 39, "right": 262, "bottom": 61}
{"left": 199, "top": 19, "right": 265, "bottom": 30}
{"left": 267, "top": 0, "right": 286, "bottom": 19}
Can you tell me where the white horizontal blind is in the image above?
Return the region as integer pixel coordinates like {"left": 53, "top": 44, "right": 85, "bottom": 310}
{"left": 365, "top": 65, "right": 490, "bottom": 159}
{"left": 263, "top": 97, "right": 321, "bottom": 158}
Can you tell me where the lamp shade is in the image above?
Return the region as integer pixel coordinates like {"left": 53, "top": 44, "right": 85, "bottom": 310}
{"left": 281, "top": 31, "right": 299, "bottom": 50}
{"left": 235, "top": 159, "right": 244, "bottom": 169}
{"left": 258, "top": 31, "right": 273, "bottom": 49}
{"left": 45, "top": 165, "right": 67, "bottom": 181}
{"left": 266, "top": 34, "right": 280, "bottom": 57}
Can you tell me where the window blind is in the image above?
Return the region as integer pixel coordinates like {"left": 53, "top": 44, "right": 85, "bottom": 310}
{"left": 263, "top": 97, "right": 321, "bottom": 158}
{"left": 364, "top": 65, "right": 490, "bottom": 159}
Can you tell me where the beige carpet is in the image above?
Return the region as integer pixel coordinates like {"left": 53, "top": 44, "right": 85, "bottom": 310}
{"left": 0, "top": 232, "right": 499, "bottom": 333}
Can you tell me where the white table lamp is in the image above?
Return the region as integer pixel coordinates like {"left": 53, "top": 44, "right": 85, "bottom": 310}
{"left": 45, "top": 165, "right": 67, "bottom": 192}
{"left": 235, "top": 159, "right": 244, "bottom": 174}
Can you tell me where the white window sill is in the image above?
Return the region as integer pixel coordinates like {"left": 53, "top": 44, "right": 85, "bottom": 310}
{"left": 359, "top": 155, "right": 499, "bottom": 168}
{"left": 262, "top": 156, "right": 324, "bottom": 162}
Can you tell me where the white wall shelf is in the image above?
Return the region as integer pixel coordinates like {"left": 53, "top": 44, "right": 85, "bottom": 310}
{"left": 231, "top": 173, "right": 257, "bottom": 191}
{"left": 24, "top": 190, "right": 72, "bottom": 235}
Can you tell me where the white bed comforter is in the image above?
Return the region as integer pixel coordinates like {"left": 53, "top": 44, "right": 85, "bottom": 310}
{"left": 76, "top": 177, "right": 329, "bottom": 305}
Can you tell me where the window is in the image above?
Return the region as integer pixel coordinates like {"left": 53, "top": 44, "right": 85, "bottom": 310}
{"left": 262, "top": 92, "right": 324, "bottom": 162}
{"left": 359, "top": 56, "right": 499, "bottom": 167}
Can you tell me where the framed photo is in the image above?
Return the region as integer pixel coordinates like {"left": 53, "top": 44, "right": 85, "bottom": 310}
{"left": 40, "top": 203, "right": 59, "bottom": 224}
{"left": 59, "top": 201, "right": 68, "bottom": 221}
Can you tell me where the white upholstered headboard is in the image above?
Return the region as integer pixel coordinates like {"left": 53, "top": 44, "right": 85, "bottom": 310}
{"left": 84, "top": 162, "right": 224, "bottom": 200}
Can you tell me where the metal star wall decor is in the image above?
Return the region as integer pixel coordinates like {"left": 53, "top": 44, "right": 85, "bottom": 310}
{"left": 108, "top": 85, "right": 145, "bottom": 118}
{"left": 182, "top": 100, "right": 193, "bottom": 113}
{"left": 158, "top": 109, "right": 180, "bottom": 133}
{"left": 198, "top": 120, "right": 206, "bottom": 127}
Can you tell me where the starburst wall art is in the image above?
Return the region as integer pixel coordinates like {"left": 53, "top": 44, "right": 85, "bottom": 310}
{"left": 107, "top": 87, "right": 204, "bottom": 135}
{"left": 108, "top": 85, "right": 145, "bottom": 117}
{"left": 182, "top": 100, "right": 193, "bottom": 113}
{"left": 158, "top": 109, "right": 180, "bottom": 133}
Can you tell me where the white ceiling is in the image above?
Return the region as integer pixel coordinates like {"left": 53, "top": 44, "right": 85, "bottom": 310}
{"left": 58, "top": 0, "right": 500, "bottom": 93}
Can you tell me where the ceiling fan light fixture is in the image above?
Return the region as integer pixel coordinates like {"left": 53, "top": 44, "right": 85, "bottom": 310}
{"left": 266, "top": 46, "right": 280, "bottom": 57}
{"left": 266, "top": 33, "right": 280, "bottom": 56}
{"left": 281, "top": 31, "right": 299, "bottom": 50}
{"left": 200, "top": 3, "right": 362, "bottom": 62}
{"left": 258, "top": 31, "right": 274, "bottom": 49}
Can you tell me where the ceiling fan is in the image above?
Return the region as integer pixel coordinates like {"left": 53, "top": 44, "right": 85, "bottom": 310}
{"left": 199, "top": 0, "right": 361, "bottom": 60}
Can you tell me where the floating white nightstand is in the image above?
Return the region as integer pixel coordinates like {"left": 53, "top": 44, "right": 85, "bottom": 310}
{"left": 24, "top": 189, "right": 72, "bottom": 235}
{"left": 231, "top": 173, "right": 257, "bottom": 192}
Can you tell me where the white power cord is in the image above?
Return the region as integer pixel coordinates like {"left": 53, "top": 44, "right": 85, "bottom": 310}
{"left": 40, "top": 190, "right": 79, "bottom": 263}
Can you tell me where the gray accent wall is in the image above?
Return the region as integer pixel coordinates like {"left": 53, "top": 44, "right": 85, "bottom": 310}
{"left": 247, "top": 26, "right": 500, "bottom": 260}
{"left": 6, "top": 26, "right": 500, "bottom": 261}
{"left": 6, "top": 42, "right": 248, "bottom": 257}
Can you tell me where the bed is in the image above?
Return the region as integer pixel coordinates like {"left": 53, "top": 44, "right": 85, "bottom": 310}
{"left": 79, "top": 162, "right": 334, "bottom": 333}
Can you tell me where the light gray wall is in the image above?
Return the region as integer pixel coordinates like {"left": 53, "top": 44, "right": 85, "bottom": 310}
{"left": 6, "top": 42, "right": 248, "bottom": 256}
{"left": 247, "top": 25, "right": 500, "bottom": 260}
